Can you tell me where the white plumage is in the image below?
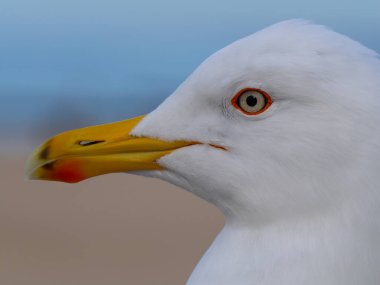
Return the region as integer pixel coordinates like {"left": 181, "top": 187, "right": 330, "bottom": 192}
{"left": 131, "top": 20, "right": 380, "bottom": 284}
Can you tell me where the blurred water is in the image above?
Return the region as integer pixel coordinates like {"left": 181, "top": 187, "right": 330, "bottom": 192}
{"left": 1, "top": 0, "right": 379, "bottom": 152}
{"left": 0, "top": 93, "right": 166, "bottom": 152}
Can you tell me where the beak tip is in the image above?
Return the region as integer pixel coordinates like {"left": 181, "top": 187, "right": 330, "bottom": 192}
{"left": 24, "top": 151, "right": 44, "bottom": 182}
{"left": 23, "top": 165, "right": 37, "bottom": 181}
{"left": 24, "top": 175, "right": 35, "bottom": 182}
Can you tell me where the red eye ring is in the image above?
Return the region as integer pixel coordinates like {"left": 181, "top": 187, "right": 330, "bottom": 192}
{"left": 231, "top": 88, "right": 272, "bottom": 116}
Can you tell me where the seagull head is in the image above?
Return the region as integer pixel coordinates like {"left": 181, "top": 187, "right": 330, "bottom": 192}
{"left": 26, "top": 20, "right": 380, "bottom": 223}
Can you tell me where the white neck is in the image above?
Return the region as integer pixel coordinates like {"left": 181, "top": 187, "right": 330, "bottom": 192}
{"left": 186, "top": 199, "right": 380, "bottom": 285}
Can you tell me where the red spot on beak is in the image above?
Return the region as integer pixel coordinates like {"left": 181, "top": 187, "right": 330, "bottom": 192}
{"left": 51, "top": 160, "right": 86, "bottom": 183}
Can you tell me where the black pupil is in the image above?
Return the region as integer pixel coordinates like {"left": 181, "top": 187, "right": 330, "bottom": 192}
{"left": 246, "top": 95, "right": 257, "bottom": 107}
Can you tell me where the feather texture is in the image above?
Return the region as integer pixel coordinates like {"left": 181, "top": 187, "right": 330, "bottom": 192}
{"left": 132, "top": 20, "right": 380, "bottom": 285}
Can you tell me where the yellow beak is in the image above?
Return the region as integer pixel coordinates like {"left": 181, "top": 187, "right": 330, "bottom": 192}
{"left": 25, "top": 115, "right": 196, "bottom": 183}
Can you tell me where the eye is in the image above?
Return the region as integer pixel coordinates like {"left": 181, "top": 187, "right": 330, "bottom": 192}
{"left": 231, "top": 88, "right": 272, "bottom": 115}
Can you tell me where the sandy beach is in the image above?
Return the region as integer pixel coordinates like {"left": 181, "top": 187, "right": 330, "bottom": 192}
{"left": 0, "top": 154, "right": 223, "bottom": 285}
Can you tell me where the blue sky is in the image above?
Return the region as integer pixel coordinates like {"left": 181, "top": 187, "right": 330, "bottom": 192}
{"left": 1, "top": 0, "right": 380, "bottom": 97}
{"left": 1, "top": 0, "right": 380, "bottom": 146}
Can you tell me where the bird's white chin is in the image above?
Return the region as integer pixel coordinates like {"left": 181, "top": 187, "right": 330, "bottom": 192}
{"left": 129, "top": 144, "right": 227, "bottom": 198}
{"left": 130, "top": 169, "right": 195, "bottom": 193}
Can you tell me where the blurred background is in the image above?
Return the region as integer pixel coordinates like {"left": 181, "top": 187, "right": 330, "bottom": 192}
{"left": 1, "top": 0, "right": 379, "bottom": 284}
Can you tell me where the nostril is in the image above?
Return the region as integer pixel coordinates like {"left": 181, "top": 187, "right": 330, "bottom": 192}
{"left": 39, "top": 146, "right": 50, "bottom": 160}
{"left": 77, "top": 140, "right": 105, "bottom": 147}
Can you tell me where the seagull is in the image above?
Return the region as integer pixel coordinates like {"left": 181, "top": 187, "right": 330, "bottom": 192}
{"left": 26, "top": 20, "right": 380, "bottom": 285}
